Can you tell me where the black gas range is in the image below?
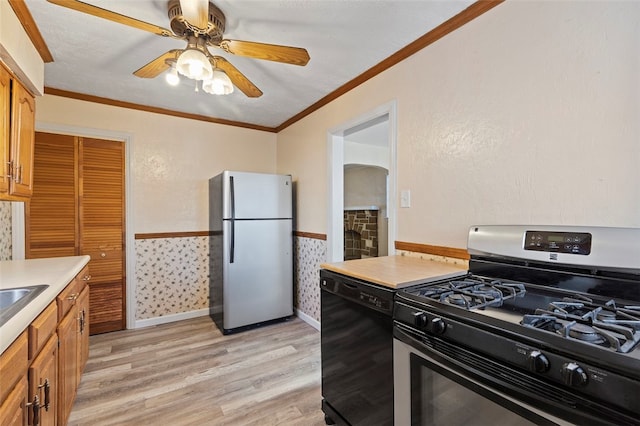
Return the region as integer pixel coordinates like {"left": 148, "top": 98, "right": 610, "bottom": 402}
{"left": 394, "top": 226, "right": 640, "bottom": 425}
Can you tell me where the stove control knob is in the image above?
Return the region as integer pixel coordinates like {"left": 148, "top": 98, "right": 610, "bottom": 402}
{"left": 431, "top": 317, "right": 446, "bottom": 335}
{"left": 561, "top": 362, "right": 588, "bottom": 387}
{"left": 413, "top": 312, "right": 428, "bottom": 328}
{"left": 527, "top": 350, "right": 550, "bottom": 373}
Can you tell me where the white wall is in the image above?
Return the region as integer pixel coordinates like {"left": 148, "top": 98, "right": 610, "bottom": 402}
{"left": 277, "top": 0, "right": 640, "bottom": 249}
{"left": 36, "top": 95, "right": 277, "bottom": 233}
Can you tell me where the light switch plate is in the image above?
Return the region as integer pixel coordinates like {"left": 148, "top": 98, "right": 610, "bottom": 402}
{"left": 400, "top": 189, "right": 411, "bottom": 208}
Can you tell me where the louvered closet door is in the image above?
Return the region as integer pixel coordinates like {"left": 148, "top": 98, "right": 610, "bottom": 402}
{"left": 26, "top": 133, "right": 78, "bottom": 258}
{"left": 80, "top": 138, "right": 126, "bottom": 334}
{"left": 26, "top": 133, "right": 126, "bottom": 334}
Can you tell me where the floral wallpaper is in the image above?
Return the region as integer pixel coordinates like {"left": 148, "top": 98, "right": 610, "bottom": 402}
{"left": 0, "top": 202, "right": 12, "bottom": 261}
{"left": 133, "top": 234, "right": 471, "bottom": 326}
{"left": 134, "top": 234, "right": 327, "bottom": 324}
{"left": 135, "top": 236, "right": 210, "bottom": 320}
{"left": 294, "top": 236, "right": 327, "bottom": 322}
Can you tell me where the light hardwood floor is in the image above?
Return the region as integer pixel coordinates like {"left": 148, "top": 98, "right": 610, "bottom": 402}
{"left": 68, "top": 316, "right": 326, "bottom": 426}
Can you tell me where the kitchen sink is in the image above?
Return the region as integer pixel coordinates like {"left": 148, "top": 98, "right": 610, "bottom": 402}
{"left": 0, "top": 285, "right": 48, "bottom": 326}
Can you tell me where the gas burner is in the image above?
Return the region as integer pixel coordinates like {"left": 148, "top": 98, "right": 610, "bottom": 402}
{"left": 444, "top": 293, "right": 470, "bottom": 307}
{"left": 597, "top": 310, "right": 617, "bottom": 321}
{"left": 522, "top": 300, "right": 640, "bottom": 353}
{"left": 409, "top": 276, "right": 526, "bottom": 310}
{"left": 566, "top": 323, "right": 606, "bottom": 344}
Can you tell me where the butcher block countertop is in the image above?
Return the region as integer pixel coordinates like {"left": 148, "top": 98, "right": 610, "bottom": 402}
{"left": 320, "top": 255, "right": 468, "bottom": 289}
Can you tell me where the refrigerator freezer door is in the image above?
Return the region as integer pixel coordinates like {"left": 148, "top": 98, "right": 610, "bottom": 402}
{"left": 222, "top": 219, "right": 293, "bottom": 330}
{"left": 222, "top": 171, "right": 292, "bottom": 219}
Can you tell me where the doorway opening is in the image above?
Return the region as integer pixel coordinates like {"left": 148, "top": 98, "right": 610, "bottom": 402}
{"left": 327, "top": 101, "right": 397, "bottom": 262}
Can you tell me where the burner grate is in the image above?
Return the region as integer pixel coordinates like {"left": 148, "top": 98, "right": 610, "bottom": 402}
{"left": 521, "top": 297, "right": 640, "bottom": 353}
{"left": 411, "top": 277, "right": 526, "bottom": 310}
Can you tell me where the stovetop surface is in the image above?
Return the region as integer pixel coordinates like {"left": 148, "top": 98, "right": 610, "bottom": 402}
{"left": 399, "top": 272, "right": 640, "bottom": 359}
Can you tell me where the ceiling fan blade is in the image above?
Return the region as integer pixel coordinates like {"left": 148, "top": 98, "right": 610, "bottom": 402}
{"left": 46, "top": 0, "right": 175, "bottom": 37}
{"left": 179, "top": 0, "right": 209, "bottom": 30}
{"left": 219, "top": 40, "right": 310, "bottom": 66}
{"left": 133, "top": 50, "right": 182, "bottom": 78}
{"left": 212, "top": 57, "right": 262, "bottom": 98}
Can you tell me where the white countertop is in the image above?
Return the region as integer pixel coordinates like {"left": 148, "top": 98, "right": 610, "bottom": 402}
{"left": 0, "top": 255, "right": 90, "bottom": 354}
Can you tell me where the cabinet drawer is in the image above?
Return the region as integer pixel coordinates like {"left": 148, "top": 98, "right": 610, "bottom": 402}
{"left": 57, "top": 279, "right": 79, "bottom": 321}
{"left": 0, "top": 331, "right": 28, "bottom": 402}
{"left": 75, "top": 265, "right": 91, "bottom": 292}
{"left": 28, "top": 301, "right": 58, "bottom": 360}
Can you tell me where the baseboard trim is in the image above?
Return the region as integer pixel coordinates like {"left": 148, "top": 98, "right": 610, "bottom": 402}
{"left": 133, "top": 308, "right": 210, "bottom": 329}
{"left": 132, "top": 306, "right": 318, "bottom": 331}
{"left": 295, "top": 308, "right": 320, "bottom": 331}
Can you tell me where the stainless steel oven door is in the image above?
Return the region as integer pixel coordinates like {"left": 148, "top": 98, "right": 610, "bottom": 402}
{"left": 393, "top": 326, "right": 572, "bottom": 426}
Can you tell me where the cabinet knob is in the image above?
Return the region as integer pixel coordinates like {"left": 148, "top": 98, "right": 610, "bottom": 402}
{"left": 101, "top": 252, "right": 107, "bottom": 258}
{"left": 83, "top": 274, "right": 92, "bottom": 281}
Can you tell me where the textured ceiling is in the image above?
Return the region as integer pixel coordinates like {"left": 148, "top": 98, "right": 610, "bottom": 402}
{"left": 25, "top": 0, "right": 475, "bottom": 129}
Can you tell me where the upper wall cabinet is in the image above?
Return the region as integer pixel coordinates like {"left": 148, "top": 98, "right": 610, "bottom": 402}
{"left": 0, "top": 63, "right": 36, "bottom": 201}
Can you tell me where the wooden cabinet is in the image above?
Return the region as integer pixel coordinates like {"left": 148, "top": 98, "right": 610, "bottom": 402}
{"left": 0, "top": 63, "right": 35, "bottom": 201}
{"left": 77, "top": 285, "right": 90, "bottom": 377}
{"left": 0, "top": 65, "right": 11, "bottom": 195}
{"left": 27, "top": 302, "right": 58, "bottom": 426}
{"left": 56, "top": 306, "right": 77, "bottom": 426}
{"left": 57, "top": 267, "right": 90, "bottom": 425}
{"left": 1, "top": 265, "right": 89, "bottom": 426}
{"left": 29, "top": 335, "right": 57, "bottom": 426}
{"left": 0, "top": 376, "right": 28, "bottom": 426}
{"left": 0, "top": 332, "right": 28, "bottom": 425}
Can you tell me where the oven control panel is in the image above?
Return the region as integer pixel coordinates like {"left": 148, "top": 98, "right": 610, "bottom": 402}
{"left": 524, "top": 231, "right": 592, "bottom": 255}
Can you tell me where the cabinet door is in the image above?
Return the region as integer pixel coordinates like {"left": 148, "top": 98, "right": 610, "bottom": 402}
{"left": 0, "top": 65, "right": 10, "bottom": 194}
{"left": 76, "top": 285, "right": 90, "bottom": 380}
{"left": 0, "top": 376, "right": 27, "bottom": 426}
{"left": 57, "top": 309, "right": 78, "bottom": 426}
{"left": 29, "top": 335, "right": 58, "bottom": 426}
{"left": 9, "top": 79, "right": 35, "bottom": 198}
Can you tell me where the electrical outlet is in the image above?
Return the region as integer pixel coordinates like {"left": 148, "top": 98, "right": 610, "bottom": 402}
{"left": 400, "top": 189, "right": 411, "bottom": 208}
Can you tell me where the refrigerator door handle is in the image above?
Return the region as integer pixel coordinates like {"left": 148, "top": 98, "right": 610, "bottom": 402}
{"left": 230, "top": 220, "right": 235, "bottom": 263}
{"left": 230, "top": 176, "right": 235, "bottom": 263}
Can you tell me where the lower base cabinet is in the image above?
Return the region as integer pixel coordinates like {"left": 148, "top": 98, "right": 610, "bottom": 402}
{"left": 58, "top": 273, "right": 90, "bottom": 426}
{"left": 0, "top": 377, "right": 28, "bottom": 425}
{"left": 77, "top": 286, "right": 89, "bottom": 379}
{"left": 57, "top": 307, "right": 77, "bottom": 426}
{"left": 0, "top": 263, "right": 90, "bottom": 426}
{"left": 29, "top": 335, "right": 58, "bottom": 426}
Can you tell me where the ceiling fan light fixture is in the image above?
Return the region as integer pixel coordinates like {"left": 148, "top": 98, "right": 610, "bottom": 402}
{"left": 176, "top": 48, "right": 213, "bottom": 80}
{"left": 165, "top": 67, "right": 180, "bottom": 86}
{"left": 203, "top": 69, "right": 234, "bottom": 95}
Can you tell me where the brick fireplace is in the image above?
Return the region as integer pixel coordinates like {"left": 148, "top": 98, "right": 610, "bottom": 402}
{"left": 344, "top": 209, "right": 378, "bottom": 260}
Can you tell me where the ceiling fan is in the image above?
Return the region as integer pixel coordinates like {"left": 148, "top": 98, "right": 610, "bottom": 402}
{"left": 46, "top": 0, "right": 311, "bottom": 97}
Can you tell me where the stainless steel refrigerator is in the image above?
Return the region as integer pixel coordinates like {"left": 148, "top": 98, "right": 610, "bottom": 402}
{"left": 209, "top": 171, "right": 293, "bottom": 334}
